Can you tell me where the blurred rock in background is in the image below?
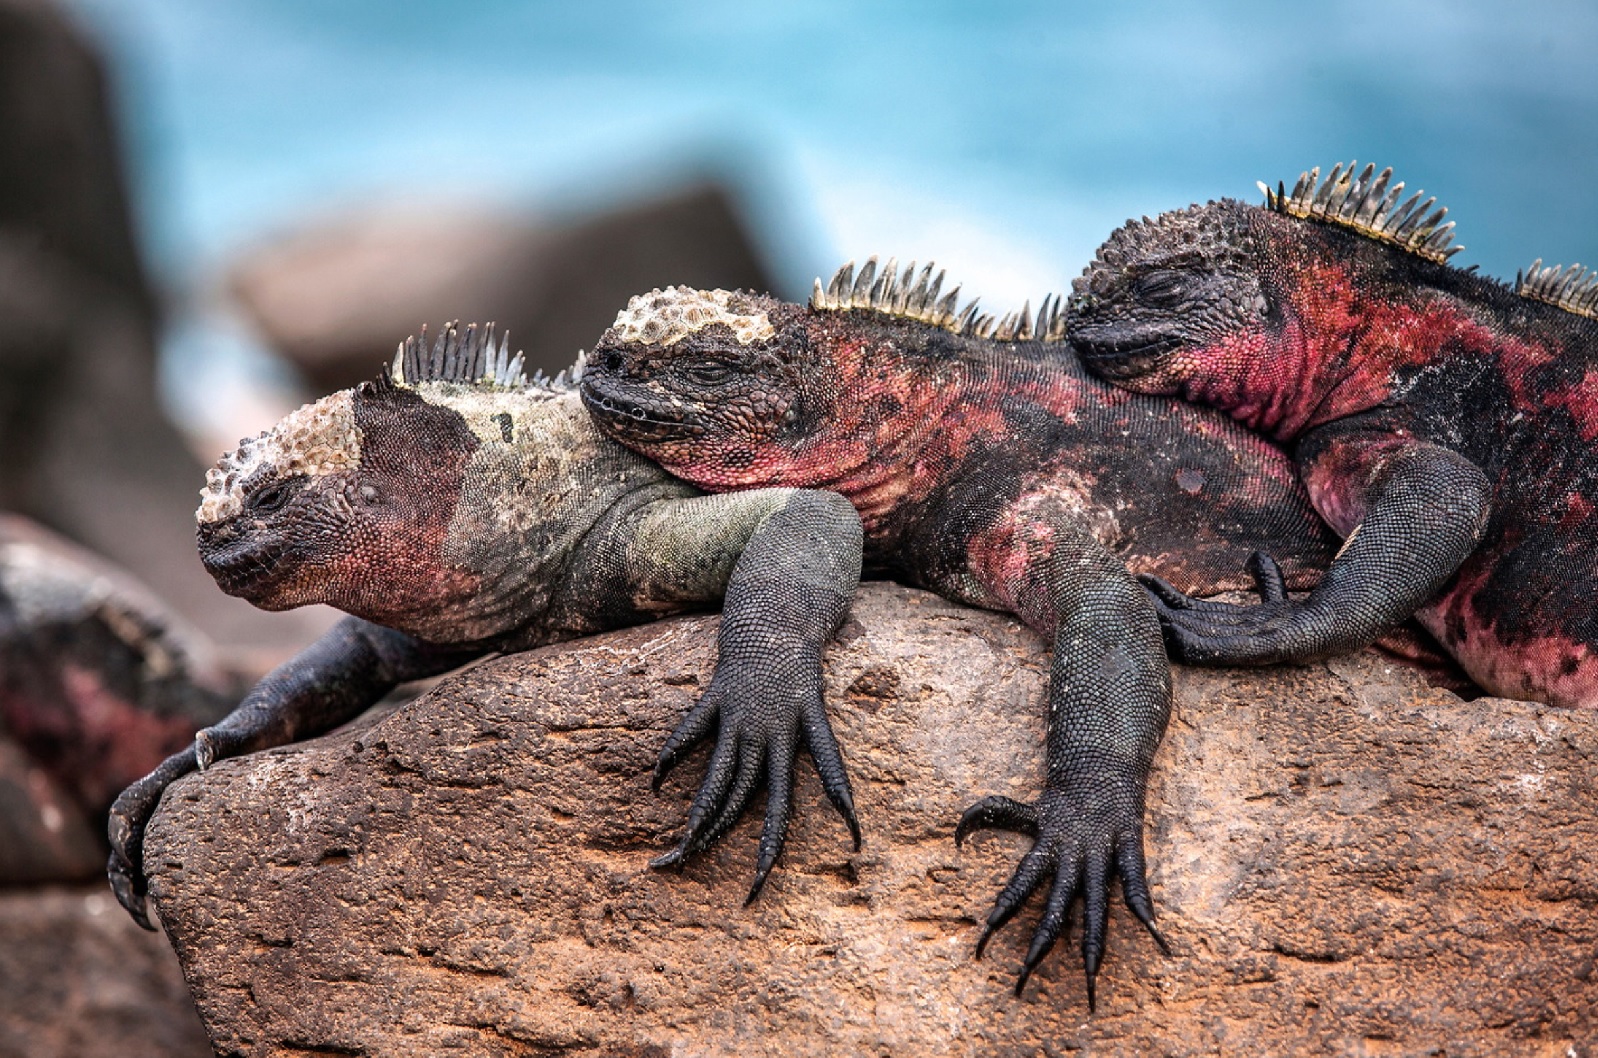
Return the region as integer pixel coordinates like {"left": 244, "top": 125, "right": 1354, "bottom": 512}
{"left": 226, "top": 180, "right": 774, "bottom": 393}
{"left": 0, "top": 514, "right": 244, "bottom": 884}
{"left": 0, "top": 0, "right": 334, "bottom": 657}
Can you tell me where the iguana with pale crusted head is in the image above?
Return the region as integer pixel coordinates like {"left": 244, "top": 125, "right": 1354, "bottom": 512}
{"left": 1069, "top": 162, "right": 1598, "bottom": 708}
{"left": 107, "top": 323, "right": 864, "bottom": 927}
{"left": 577, "top": 262, "right": 1358, "bottom": 1006}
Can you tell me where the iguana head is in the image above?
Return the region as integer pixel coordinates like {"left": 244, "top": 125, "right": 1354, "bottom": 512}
{"left": 579, "top": 285, "right": 820, "bottom": 489}
{"left": 580, "top": 260, "right": 1058, "bottom": 502}
{"left": 1066, "top": 198, "right": 1270, "bottom": 394}
{"left": 195, "top": 324, "right": 534, "bottom": 630}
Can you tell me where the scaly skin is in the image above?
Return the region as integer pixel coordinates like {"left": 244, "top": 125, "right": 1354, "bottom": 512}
{"left": 1069, "top": 163, "right": 1598, "bottom": 708}
{"left": 578, "top": 268, "right": 1343, "bottom": 1007}
{"left": 107, "top": 324, "right": 864, "bottom": 928}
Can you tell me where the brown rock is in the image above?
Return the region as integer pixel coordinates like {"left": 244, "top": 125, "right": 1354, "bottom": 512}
{"left": 144, "top": 583, "right": 1597, "bottom": 1055}
{"left": 0, "top": 885, "right": 211, "bottom": 1058}
{"left": 228, "top": 182, "right": 777, "bottom": 393}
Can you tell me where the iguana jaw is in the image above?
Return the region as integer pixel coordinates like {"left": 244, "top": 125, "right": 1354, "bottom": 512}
{"left": 578, "top": 372, "right": 704, "bottom": 443}
{"left": 1067, "top": 323, "right": 1190, "bottom": 386}
{"left": 196, "top": 525, "right": 295, "bottom": 604}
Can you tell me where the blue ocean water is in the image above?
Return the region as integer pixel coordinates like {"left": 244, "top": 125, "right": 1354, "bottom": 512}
{"left": 67, "top": 0, "right": 1598, "bottom": 431}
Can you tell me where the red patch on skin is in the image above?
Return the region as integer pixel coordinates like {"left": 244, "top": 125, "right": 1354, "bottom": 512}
{"left": 1419, "top": 562, "right": 1598, "bottom": 708}
{"left": 1185, "top": 256, "right": 1569, "bottom": 441}
{"left": 1540, "top": 366, "right": 1598, "bottom": 442}
{"left": 1561, "top": 492, "right": 1596, "bottom": 533}
{"left": 966, "top": 503, "right": 1060, "bottom": 636}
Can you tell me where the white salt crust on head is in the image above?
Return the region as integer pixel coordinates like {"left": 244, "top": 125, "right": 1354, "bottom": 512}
{"left": 610, "top": 287, "right": 775, "bottom": 347}
{"left": 196, "top": 391, "right": 361, "bottom": 523}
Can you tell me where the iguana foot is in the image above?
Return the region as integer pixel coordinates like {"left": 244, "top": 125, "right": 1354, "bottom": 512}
{"left": 1141, "top": 551, "right": 1332, "bottom": 665}
{"left": 106, "top": 745, "right": 200, "bottom": 929}
{"left": 957, "top": 785, "right": 1168, "bottom": 1009}
{"left": 651, "top": 651, "right": 859, "bottom": 903}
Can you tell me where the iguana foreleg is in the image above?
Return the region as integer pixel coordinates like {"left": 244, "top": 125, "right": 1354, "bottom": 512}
{"left": 558, "top": 488, "right": 863, "bottom": 901}
{"left": 107, "top": 617, "right": 479, "bottom": 928}
{"left": 951, "top": 519, "right": 1172, "bottom": 1008}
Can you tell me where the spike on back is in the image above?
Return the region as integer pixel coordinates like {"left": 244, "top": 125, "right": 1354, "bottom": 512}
{"left": 1516, "top": 259, "right": 1598, "bottom": 320}
{"left": 809, "top": 257, "right": 1068, "bottom": 341}
{"left": 386, "top": 321, "right": 582, "bottom": 393}
{"left": 1259, "top": 162, "right": 1464, "bottom": 266}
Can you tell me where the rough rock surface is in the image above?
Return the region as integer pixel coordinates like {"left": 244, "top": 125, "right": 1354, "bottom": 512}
{"left": 227, "top": 182, "right": 776, "bottom": 392}
{"left": 145, "top": 583, "right": 1597, "bottom": 1056}
{"left": 0, "top": 885, "right": 211, "bottom": 1058}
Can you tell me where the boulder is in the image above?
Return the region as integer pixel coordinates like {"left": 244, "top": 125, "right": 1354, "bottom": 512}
{"left": 0, "top": 885, "right": 211, "bottom": 1058}
{"left": 144, "top": 583, "right": 1596, "bottom": 1055}
{"left": 227, "top": 182, "right": 777, "bottom": 393}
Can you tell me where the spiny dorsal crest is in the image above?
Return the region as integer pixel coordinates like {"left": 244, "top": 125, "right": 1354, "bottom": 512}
{"left": 1516, "top": 259, "right": 1598, "bottom": 320}
{"left": 387, "top": 321, "right": 584, "bottom": 393}
{"left": 809, "top": 256, "right": 1067, "bottom": 342}
{"left": 1259, "top": 162, "right": 1463, "bottom": 265}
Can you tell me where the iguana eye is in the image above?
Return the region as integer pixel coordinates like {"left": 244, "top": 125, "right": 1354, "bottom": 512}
{"left": 1132, "top": 270, "right": 1190, "bottom": 308}
{"left": 248, "top": 480, "right": 294, "bottom": 514}
{"left": 685, "top": 361, "right": 734, "bottom": 385}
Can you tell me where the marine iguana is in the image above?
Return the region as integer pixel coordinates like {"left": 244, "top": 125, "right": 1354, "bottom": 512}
{"left": 577, "top": 263, "right": 1346, "bottom": 1005}
{"left": 107, "top": 323, "right": 865, "bottom": 927}
{"left": 1068, "top": 162, "right": 1598, "bottom": 708}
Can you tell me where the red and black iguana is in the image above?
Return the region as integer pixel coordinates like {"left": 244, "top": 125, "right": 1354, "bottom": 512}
{"left": 578, "top": 263, "right": 1354, "bottom": 1005}
{"left": 108, "top": 323, "right": 865, "bottom": 927}
{"left": 1067, "top": 162, "right": 1598, "bottom": 708}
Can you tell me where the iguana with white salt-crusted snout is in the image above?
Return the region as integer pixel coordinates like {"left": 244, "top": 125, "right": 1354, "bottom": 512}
{"left": 107, "top": 323, "right": 864, "bottom": 927}
{"left": 578, "top": 260, "right": 1361, "bottom": 1007}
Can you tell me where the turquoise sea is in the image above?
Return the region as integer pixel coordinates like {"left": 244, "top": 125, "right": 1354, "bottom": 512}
{"left": 69, "top": 0, "right": 1598, "bottom": 418}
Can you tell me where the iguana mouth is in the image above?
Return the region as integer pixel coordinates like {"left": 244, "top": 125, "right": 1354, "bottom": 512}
{"left": 1068, "top": 328, "right": 1185, "bottom": 380}
{"left": 198, "top": 537, "right": 291, "bottom": 599}
{"left": 579, "top": 377, "right": 702, "bottom": 442}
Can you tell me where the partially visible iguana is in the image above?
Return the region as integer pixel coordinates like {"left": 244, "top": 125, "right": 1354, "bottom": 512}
{"left": 107, "top": 323, "right": 864, "bottom": 927}
{"left": 0, "top": 514, "right": 243, "bottom": 882}
{"left": 578, "top": 263, "right": 1349, "bottom": 1005}
{"left": 1068, "top": 162, "right": 1598, "bottom": 708}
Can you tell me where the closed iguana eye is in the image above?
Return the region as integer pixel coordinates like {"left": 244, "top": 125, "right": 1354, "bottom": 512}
{"left": 246, "top": 478, "right": 298, "bottom": 515}
{"left": 685, "top": 361, "right": 735, "bottom": 386}
{"left": 1132, "top": 270, "right": 1192, "bottom": 308}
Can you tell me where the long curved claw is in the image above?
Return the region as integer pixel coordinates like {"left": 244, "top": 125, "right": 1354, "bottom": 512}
{"left": 1117, "top": 840, "right": 1171, "bottom": 954}
{"left": 1014, "top": 862, "right": 1080, "bottom": 996}
{"left": 802, "top": 700, "right": 861, "bottom": 851}
{"left": 650, "top": 725, "right": 741, "bottom": 869}
{"left": 961, "top": 783, "right": 1168, "bottom": 1008}
{"left": 956, "top": 795, "right": 1040, "bottom": 847}
{"left": 107, "top": 851, "right": 153, "bottom": 930}
{"left": 747, "top": 739, "right": 795, "bottom": 904}
{"left": 652, "top": 693, "right": 721, "bottom": 790}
